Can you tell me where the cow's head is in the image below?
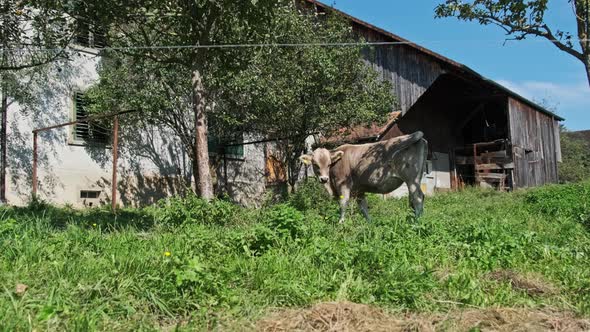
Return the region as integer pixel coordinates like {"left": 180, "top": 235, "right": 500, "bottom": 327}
{"left": 299, "top": 149, "right": 344, "bottom": 184}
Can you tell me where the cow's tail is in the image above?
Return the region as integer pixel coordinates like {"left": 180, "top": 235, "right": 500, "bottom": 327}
{"left": 389, "top": 131, "right": 424, "bottom": 152}
{"left": 421, "top": 138, "right": 429, "bottom": 175}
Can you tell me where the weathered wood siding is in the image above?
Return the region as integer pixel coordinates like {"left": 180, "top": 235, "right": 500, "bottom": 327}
{"left": 353, "top": 23, "right": 446, "bottom": 114}
{"left": 508, "top": 97, "right": 560, "bottom": 188}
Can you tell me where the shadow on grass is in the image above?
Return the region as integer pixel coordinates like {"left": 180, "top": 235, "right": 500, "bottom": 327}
{"left": 0, "top": 201, "right": 155, "bottom": 232}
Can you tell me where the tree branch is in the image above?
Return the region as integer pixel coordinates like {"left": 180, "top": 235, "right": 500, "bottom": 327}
{"left": 477, "top": 12, "right": 584, "bottom": 61}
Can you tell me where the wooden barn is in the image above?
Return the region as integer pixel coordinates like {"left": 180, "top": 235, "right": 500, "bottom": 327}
{"left": 308, "top": 0, "right": 564, "bottom": 192}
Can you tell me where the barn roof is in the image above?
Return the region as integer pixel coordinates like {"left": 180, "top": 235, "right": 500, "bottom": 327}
{"left": 306, "top": 0, "right": 565, "bottom": 122}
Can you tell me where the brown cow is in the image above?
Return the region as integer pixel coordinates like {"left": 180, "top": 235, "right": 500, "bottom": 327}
{"left": 300, "top": 131, "right": 427, "bottom": 223}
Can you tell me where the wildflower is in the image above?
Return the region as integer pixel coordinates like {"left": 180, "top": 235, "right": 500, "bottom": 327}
{"left": 164, "top": 251, "right": 171, "bottom": 257}
{"left": 340, "top": 195, "right": 344, "bottom": 199}
{"left": 92, "top": 223, "right": 97, "bottom": 227}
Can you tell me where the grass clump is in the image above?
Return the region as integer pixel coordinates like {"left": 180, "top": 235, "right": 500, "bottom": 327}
{"left": 0, "top": 182, "right": 589, "bottom": 330}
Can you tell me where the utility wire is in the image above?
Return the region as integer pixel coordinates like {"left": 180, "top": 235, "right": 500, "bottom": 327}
{"left": 2, "top": 39, "right": 590, "bottom": 53}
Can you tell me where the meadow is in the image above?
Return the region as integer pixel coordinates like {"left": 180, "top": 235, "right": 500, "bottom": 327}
{"left": 1, "top": 181, "right": 589, "bottom": 331}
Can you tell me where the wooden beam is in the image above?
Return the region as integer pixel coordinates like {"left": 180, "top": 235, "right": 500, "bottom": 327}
{"left": 456, "top": 103, "right": 485, "bottom": 133}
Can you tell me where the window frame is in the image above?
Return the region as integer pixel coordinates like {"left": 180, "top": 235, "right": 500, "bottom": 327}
{"left": 69, "top": 91, "right": 111, "bottom": 147}
{"left": 71, "top": 2, "right": 107, "bottom": 51}
{"left": 208, "top": 130, "right": 246, "bottom": 160}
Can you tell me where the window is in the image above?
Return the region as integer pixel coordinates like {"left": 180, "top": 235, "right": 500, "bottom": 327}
{"left": 72, "top": 1, "right": 107, "bottom": 49}
{"left": 74, "top": 20, "right": 107, "bottom": 49}
{"left": 207, "top": 123, "right": 245, "bottom": 158}
{"left": 72, "top": 92, "right": 110, "bottom": 145}
{"left": 208, "top": 134, "right": 245, "bottom": 158}
{"left": 80, "top": 190, "right": 101, "bottom": 199}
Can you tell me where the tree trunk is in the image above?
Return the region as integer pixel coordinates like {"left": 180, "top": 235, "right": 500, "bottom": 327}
{"left": 192, "top": 68, "right": 214, "bottom": 201}
{"left": 585, "top": 54, "right": 590, "bottom": 88}
{"left": 287, "top": 138, "right": 307, "bottom": 193}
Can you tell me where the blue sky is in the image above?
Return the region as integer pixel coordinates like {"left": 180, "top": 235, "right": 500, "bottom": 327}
{"left": 329, "top": 0, "right": 589, "bottom": 130}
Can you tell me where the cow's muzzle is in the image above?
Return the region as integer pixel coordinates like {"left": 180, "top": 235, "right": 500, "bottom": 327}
{"left": 319, "top": 176, "right": 329, "bottom": 184}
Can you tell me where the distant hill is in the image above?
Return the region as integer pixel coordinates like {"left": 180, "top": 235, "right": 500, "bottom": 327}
{"left": 568, "top": 130, "right": 590, "bottom": 144}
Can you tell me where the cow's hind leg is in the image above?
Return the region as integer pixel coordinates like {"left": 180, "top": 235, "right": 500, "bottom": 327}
{"left": 407, "top": 180, "right": 424, "bottom": 218}
{"left": 357, "top": 194, "right": 371, "bottom": 222}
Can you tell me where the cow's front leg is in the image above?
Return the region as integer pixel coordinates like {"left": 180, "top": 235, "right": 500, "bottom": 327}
{"left": 338, "top": 188, "right": 351, "bottom": 224}
{"left": 357, "top": 195, "right": 371, "bottom": 222}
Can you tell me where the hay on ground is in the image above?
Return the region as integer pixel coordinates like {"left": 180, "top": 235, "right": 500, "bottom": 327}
{"left": 257, "top": 302, "right": 590, "bottom": 332}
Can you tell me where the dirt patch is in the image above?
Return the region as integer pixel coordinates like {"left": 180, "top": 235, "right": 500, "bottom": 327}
{"left": 488, "top": 270, "right": 558, "bottom": 296}
{"left": 256, "top": 302, "right": 590, "bottom": 332}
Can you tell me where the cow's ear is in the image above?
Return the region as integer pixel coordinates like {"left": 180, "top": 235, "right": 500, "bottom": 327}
{"left": 330, "top": 151, "right": 344, "bottom": 163}
{"left": 299, "top": 154, "right": 313, "bottom": 165}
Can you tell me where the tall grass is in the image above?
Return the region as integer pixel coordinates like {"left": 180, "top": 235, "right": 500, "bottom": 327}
{"left": 0, "top": 182, "right": 589, "bottom": 330}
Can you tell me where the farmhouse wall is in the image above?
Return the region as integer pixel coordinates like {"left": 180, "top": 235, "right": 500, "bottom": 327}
{"left": 5, "top": 51, "right": 189, "bottom": 208}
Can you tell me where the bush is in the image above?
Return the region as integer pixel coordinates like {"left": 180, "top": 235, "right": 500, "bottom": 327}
{"left": 262, "top": 203, "right": 305, "bottom": 239}
{"left": 559, "top": 130, "right": 590, "bottom": 183}
{"left": 152, "top": 192, "right": 238, "bottom": 225}
{"left": 290, "top": 178, "right": 334, "bottom": 212}
{"left": 525, "top": 182, "right": 590, "bottom": 223}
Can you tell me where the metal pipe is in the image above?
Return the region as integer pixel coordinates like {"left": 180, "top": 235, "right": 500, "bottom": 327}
{"left": 111, "top": 115, "right": 119, "bottom": 211}
{"left": 223, "top": 147, "right": 228, "bottom": 194}
{"left": 30, "top": 109, "right": 136, "bottom": 203}
{"left": 32, "top": 132, "right": 38, "bottom": 197}
{"left": 33, "top": 109, "right": 137, "bottom": 133}
{"left": 1, "top": 92, "right": 6, "bottom": 203}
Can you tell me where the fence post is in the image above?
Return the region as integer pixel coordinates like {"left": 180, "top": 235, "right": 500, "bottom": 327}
{"left": 32, "top": 131, "right": 38, "bottom": 197}
{"left": 111, "top": 115, "right": 119, "bottom": 211}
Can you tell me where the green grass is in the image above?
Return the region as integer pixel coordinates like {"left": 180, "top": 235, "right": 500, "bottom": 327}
{"left": 1, "top": 182, "right": 589, "bottom": 331}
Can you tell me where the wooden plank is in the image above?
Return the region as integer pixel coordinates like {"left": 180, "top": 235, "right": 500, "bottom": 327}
{"left": 476, "top": 173, "right": 507, "bottom": 180}
{"left": 455, "top": 156, "right": 512, "bottom": 165}
{"left": 476, "top": 163, "right": 514, "bottom": 171}
{"left": 480, "top": 151, "right": 507, "bottom": 158}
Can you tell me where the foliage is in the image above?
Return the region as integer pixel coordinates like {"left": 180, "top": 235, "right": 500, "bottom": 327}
{"left": 218, "top": 4, "right": 396, "bottom": 186}
{"left": 151, "top": 193, "right": 239, "bottom": 226}
{"left": 87, "top": 3, "right": 396, "bottom": 191}
{"left": 559, "top": 128, "right": 590, "bottom": 183}
{"left": 435, "top": 0, "right": 590, "bottom": 86}
{"left": 1, "top": 183, "right": 590, "bottom": 329}
{"left": 289, "top": 178, "right": 334, "bottom": 212}
{"left": 77, "top": 0, "right": 285, "bottom": 199}
{"left": 262, "top": 203, "right": 305, "bottom": 239}
{"left": 525, "top": 181, "right": 590, "bottom": 224}
{"left": 0, "top": 0, "right": 74, "bottom": 71}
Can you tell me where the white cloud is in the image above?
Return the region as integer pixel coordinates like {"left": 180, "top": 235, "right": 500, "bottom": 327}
{"left": 494, "top": 79, "right": 588, "bottom": 113}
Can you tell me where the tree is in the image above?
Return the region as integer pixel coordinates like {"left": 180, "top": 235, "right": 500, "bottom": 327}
{"left": 0, "top": 0, "right": 74, "bottom": 71}
{"left": 217, "top": 5, "right": 396, "bottom": 188}
{"left": 435, "top": 0, "right": 590, "bottom": 87}
{"left": 80, "top": 0, "right": 281, "bottom": 200}
{"left": 559, "top": 126, "right": 590, "bottom": 182}
{"left": 88, "top": 2, "right": 395, "bottom": 193}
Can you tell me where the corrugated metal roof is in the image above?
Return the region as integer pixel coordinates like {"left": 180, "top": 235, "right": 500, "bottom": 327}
{"left": 305, "top": 0, "right": 565, "bottom": 122}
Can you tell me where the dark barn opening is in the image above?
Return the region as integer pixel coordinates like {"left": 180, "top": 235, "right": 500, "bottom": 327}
{"left": 382, "top": 74, "right": 516, "bottom": 191}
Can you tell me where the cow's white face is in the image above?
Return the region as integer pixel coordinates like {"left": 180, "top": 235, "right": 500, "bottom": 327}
{"left": 300, "top": 149, "right": 344, "bottom": 184}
